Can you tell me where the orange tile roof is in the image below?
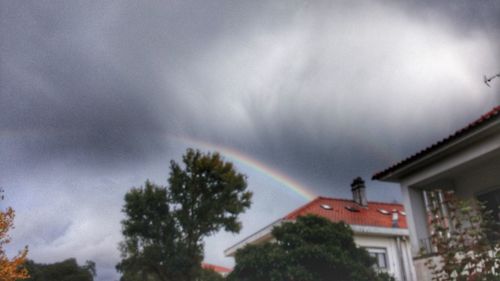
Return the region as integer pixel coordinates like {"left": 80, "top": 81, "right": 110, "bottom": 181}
{"left": 284, "top": 197, "right": 407, "bottom": 229}
{"left": 373, "top": 106, "right": 500, "bottom": 180}
{"left": 202, "top": 263, "right": 232, "bottom": 273}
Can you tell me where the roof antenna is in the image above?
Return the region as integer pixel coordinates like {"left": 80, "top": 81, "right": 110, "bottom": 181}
{"left": 483, "top": 73, "right": 500, "bottom": 87}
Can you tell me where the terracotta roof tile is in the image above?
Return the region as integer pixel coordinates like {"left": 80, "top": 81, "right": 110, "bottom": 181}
{"left": 284, "top": 197, "right": 407, "bottom": 229}
{"left": 202, "top": 263, "right": 232, "bottom": 273}
{"left": 373, "top": 106, "right": 500, "bottom": 180}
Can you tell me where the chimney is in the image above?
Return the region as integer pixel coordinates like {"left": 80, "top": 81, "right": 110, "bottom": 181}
{"left": 351, "top": 177, "right": 367, "bottom": 207}
{"left": 392, "top": 209, "right": 399, "bottom": 228}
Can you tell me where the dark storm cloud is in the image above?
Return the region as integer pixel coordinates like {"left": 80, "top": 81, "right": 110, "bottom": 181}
{"left": 2, "top": 0, "right": 498, "bottom": 173}
{"left": 163, "top": 0, "right": 499, "bottom": 194}
{"left": 0, "top": 1, "right": 169, "bottom": 167}
{"left": 404, "top": 0, "right": 500, "bottom": 33}
{"left": 1, "top": 1, "right": 499, "bottom": 281}
{"left": 0, "top": 0, "right": 281, "bottom": 168}
{"left": 402, "top": 0, "right": 500, "bottom": 62}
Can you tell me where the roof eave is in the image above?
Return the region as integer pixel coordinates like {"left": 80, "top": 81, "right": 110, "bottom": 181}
{"left": 224, "top": 218, "right": 283, "bottom": 257}
{"left": 374, "top": 117, "right": 500, "bottom": 182}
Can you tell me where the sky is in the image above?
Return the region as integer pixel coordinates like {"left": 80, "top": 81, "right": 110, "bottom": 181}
{"left": 1, "top": 1, "right": 499, "bottom": 280}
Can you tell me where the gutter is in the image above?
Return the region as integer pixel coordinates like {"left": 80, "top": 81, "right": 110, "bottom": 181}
{"left": 224, "top": 218, "right": 284, "bottom": 256}
{"left": 350, "top": 225, "right": 409, "bottom": 237}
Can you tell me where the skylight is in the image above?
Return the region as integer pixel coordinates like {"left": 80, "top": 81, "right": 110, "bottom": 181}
{"left": 377, "top": 209, "right": 390, "bottom": 215}
{"left": 345, "top": 206, "right": 360, "bottom": 212}
{"left": 320, "top": 204, "right": 333, "bottom": 210}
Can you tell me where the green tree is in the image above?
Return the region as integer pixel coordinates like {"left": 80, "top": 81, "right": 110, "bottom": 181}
{"left": 117, "top": 149, "right": 252, "bottom": 281}
{"left": 116, "top": 181, "right": 190, "bottom": 281}
{"left": 198, "top": 268, "right": 225, "bottom": 281}
{"left": 228, "top": 215, "right": 394, "bottom": 281}
{"left": 24, "top": 258, "right": 95, "bottom": 281}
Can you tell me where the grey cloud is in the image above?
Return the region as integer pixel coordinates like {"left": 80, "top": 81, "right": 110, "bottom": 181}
{"left": 1, "top": 1, "right": 499, "bottom": 281}
{"left": 165, "top": 0, "right": 499, "bottom": 192}
{"left": 1, "top": 1, "right": 168, "bottom": 167}
{"left": 402, "top": 0, "right": 500, "bottom": 33}
{"left": 0, "top": 0, "right": 275, "bottom": 168}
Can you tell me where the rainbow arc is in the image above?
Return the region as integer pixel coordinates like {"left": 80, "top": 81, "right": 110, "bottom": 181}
{"left": 171, "top": 136, "right": 316, "bottom": 201}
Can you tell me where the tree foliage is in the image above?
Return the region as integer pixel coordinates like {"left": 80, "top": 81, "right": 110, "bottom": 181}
{"left": 117, "top": 149, "right": 252, "bottom": 281}
{"left": 424, "top": 190, "right": 500, "bottom": 281}
{"left": 228, "top": 215, "right": 394, "bottom": 281}
{"left": 198, "top": 268, "right": 225, "bottom": 281}
{"left": 116, "top": 181, "right": 190, "bottom": 281}
{"left": 24, "top": 258, "right": 95, "bottom": 281}
{"left": 0, "top": 189, "right": 29, "bottom": 281}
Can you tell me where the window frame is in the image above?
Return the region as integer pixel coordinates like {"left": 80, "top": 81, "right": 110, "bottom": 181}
{"left": 365, "top": 247, "right": 389, "bottom": 270}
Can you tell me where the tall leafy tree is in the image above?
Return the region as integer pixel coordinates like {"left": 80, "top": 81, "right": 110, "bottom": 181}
{"left": 228, "top": 215, "right": 394, "bottom": 281}
{"left": 117, "top": 149, "right": 252, "bottom": 281}
{"left": 116, "top": 182, "right": 186, "bottom": 281}
{"left": 0, "top": 190, "right": 29, "bottom": 281}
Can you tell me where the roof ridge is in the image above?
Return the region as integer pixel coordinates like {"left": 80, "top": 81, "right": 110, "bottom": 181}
{"left": 317, "top": 196, "right": 353, "bottom": 201}
{"left": 283, "top": 197, "right": 322, "bottom": 219}
{"left": 317, "top": 196, "right": 403, "bottom": 206}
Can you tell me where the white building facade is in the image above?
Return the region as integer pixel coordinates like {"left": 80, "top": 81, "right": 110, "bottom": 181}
{"left": 373, "top": 106, "right": 500, "bottom": 280}
{"left": 225, "top": 178, "right": 417, "bottom": 281}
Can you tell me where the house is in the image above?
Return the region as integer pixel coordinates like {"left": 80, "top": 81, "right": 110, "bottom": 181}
{"left": 373, "top": 106, "right": 500, "bottom": 280}
{"left": 202, "top": 263, "right": 232, "bottom": 278}
{"left": 225, "top": 178, "right": 417, "bottom": 281}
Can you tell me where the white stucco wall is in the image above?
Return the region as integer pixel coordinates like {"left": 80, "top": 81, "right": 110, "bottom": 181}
{"left": 380, "top": 120, "right": 500, "bottom": 280}
{"left": 354, "top": 234, "right": 416, "bottom": 281}
{"left": 401, "top": 184, "right": 430, "bottom": 256}
{"left": 401, "top": 149, "right": 500, "bottom": 254}
{"left": 394, "top": 125, "right": 500, "bottom": 249}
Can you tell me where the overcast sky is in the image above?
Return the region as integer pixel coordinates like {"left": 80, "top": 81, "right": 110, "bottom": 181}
{"left": 1, "top": 1, "right": 499, "bottom": 280}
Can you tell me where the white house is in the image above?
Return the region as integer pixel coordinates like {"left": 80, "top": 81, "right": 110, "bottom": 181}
{"left": 373, "top": 106, "right": 500, "bottom": 280}
{"left": 225, "top": 178, "right": 417, "bottom": 281}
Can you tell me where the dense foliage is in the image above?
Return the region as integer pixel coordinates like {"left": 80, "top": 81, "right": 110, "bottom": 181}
{"left": 117, "top": 149, "right": 252, "bottom": 281}
{"left": 116, "top": 181, "right": 191, "bottom": 281}
{"left": 228, "top": 215, "right": 394, "bottom": 281}
{"left": 24, "top": 259, "right": 95, "bottom": 281}
{"left": 0, "top": 190, "right": 29, "bottom": 281}
{"left": 424, "top": 190, "right": 500, "bottom": 281}
{"left": 198, "top": 268, "right": 225, "bottom": 281}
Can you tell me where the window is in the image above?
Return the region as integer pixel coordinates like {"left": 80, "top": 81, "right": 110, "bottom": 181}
{"left": 477, "top": 187, "right": 500, "bottom": 242}
{"left": 366, "top": 248, "right": 388, "bottom": 269}
{"left": 423, "top": 189, "right": 453, "bottom": 230}
{"left": 476, "top": 187, "right": 500, "bottom": 225}
{"left": 423, "top": 189, "right": 454, "bottom": 240}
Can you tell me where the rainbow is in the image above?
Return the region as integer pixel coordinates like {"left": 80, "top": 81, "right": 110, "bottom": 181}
{"left": 170, "top": 136, "right": 316, "bottom": 201}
